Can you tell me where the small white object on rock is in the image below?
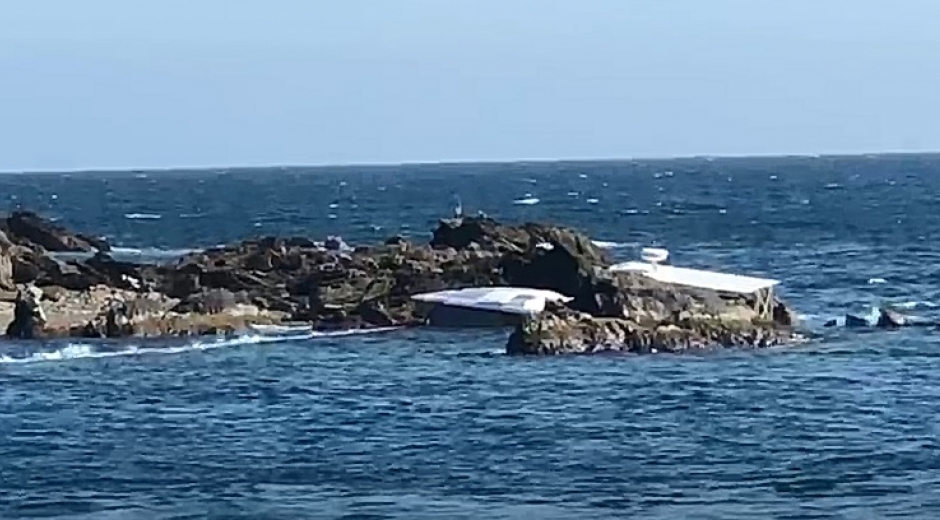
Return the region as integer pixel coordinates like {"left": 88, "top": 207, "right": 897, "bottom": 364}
{"left": 26, "top": 285, "right": 44, "bottom": 301}
{"left": 121, "top": 274, "right": 142, "bottom": 290}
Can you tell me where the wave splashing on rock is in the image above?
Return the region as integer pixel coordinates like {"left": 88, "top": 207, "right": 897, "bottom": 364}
{"left": 1, "top": 211, "right": 799, "bottom": 355}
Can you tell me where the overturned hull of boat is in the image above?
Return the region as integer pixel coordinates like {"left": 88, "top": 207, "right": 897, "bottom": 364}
{"left": 423, "top": 303, "right": 527, "bottom": 328}
{"left": 411, "top": 286, "right": 572, "bottom": 328}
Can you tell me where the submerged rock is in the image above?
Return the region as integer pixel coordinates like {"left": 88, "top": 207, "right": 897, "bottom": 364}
{"left": 876, "top": 308, "right": 907, "bottom": 328}
{"left": 824, "top": 307, "right": 919, "bottom": 329}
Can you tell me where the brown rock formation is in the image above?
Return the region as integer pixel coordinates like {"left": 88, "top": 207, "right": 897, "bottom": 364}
{"left": 0, "top": 212, "right": 801, "bottom": 351}
{"left": 4, "top": 210, "right": 110, "bottom": 252}
{"left": 506, "top": 300, "right": 798, "bottom": 356}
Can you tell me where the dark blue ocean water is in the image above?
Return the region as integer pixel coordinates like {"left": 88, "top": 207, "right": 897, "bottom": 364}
{"left": 3, "top": 155, "right": 940, "bottom": 519}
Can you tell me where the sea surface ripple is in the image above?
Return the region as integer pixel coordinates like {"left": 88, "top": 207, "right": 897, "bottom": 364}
{"left": 3, "top": 155, "right": 940, "bottom": 518}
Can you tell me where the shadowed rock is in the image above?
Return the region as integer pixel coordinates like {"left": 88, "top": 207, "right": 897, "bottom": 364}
{"left": 5, "top": 286, "right": 47, "bottom": 339}
{"left": 5, "top": 210, "right": 110, "bottom": 252}
{"left": 0, "top": 212, "right": 801, "bottom": 350}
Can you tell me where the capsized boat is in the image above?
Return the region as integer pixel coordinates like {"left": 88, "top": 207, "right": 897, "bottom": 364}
{"left": 411, "top": 286, "right": 572, "bottom": 327}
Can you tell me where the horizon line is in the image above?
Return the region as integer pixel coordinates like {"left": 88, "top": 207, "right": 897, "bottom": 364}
{"left": 2, "top": 149, "right": 938, "bottom": 175}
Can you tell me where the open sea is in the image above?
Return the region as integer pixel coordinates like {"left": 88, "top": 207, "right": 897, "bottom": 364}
{"left": 3, "top": 155, "right": 940, "bottom": 519}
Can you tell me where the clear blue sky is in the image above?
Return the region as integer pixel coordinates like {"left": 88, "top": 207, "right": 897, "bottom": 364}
{"left": 2, "top": 0, "right": 939, "bottom": 172}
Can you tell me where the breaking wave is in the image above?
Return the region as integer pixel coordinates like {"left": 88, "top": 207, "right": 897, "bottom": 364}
{"left": 0, "top": 327, "right": 398, "bottom": 365}
{"left": 109, "top": 246, "right": 202, "bottom": 259}
{"left": 894, "top": 300, "right": 939, "bottom": 310}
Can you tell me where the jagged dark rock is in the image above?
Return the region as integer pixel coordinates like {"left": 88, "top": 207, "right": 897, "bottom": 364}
{"left": 431, "top": 217, "right": 610, "bottom": 265}
{"left": 5, "top": 210, "right": 109, "bottom": 252}
{"left": 0, "top": 213, "right": 802, "bottom": 350}
{"left": 876, "top": 308, "right": 907, "bottom": 328}
{"left": 5, "top": 286, "right": 47, "bottom": 339}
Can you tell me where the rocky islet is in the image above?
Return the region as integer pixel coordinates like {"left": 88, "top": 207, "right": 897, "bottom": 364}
{"left": 0, "top": 210, "right": 801, "bottom": 354}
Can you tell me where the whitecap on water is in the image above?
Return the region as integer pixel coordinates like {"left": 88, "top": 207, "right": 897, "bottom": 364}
{"left": 513, "top": 194, "right": 540, "bottom": 205}
{"left": 124, "top": 213, "right": 162, "bottom": 220}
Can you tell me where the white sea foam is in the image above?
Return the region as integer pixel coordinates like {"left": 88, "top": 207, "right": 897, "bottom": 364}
{"left": 591, "top": 240, "right": 635, "bottom": 249}
{"left": 0, "top": 328, "right": 399, "bottom": 365}
{"left": 894, "top": 301, "right": 939, "bottom": 310}
{"left": 124, "top": 213, "right": 162, "bottom": 220}
{"left": 109, "top": 246, "right": 200, "bottom": 258}
{"left": 248, "top": 323, "right": 314, "bottom": 334}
